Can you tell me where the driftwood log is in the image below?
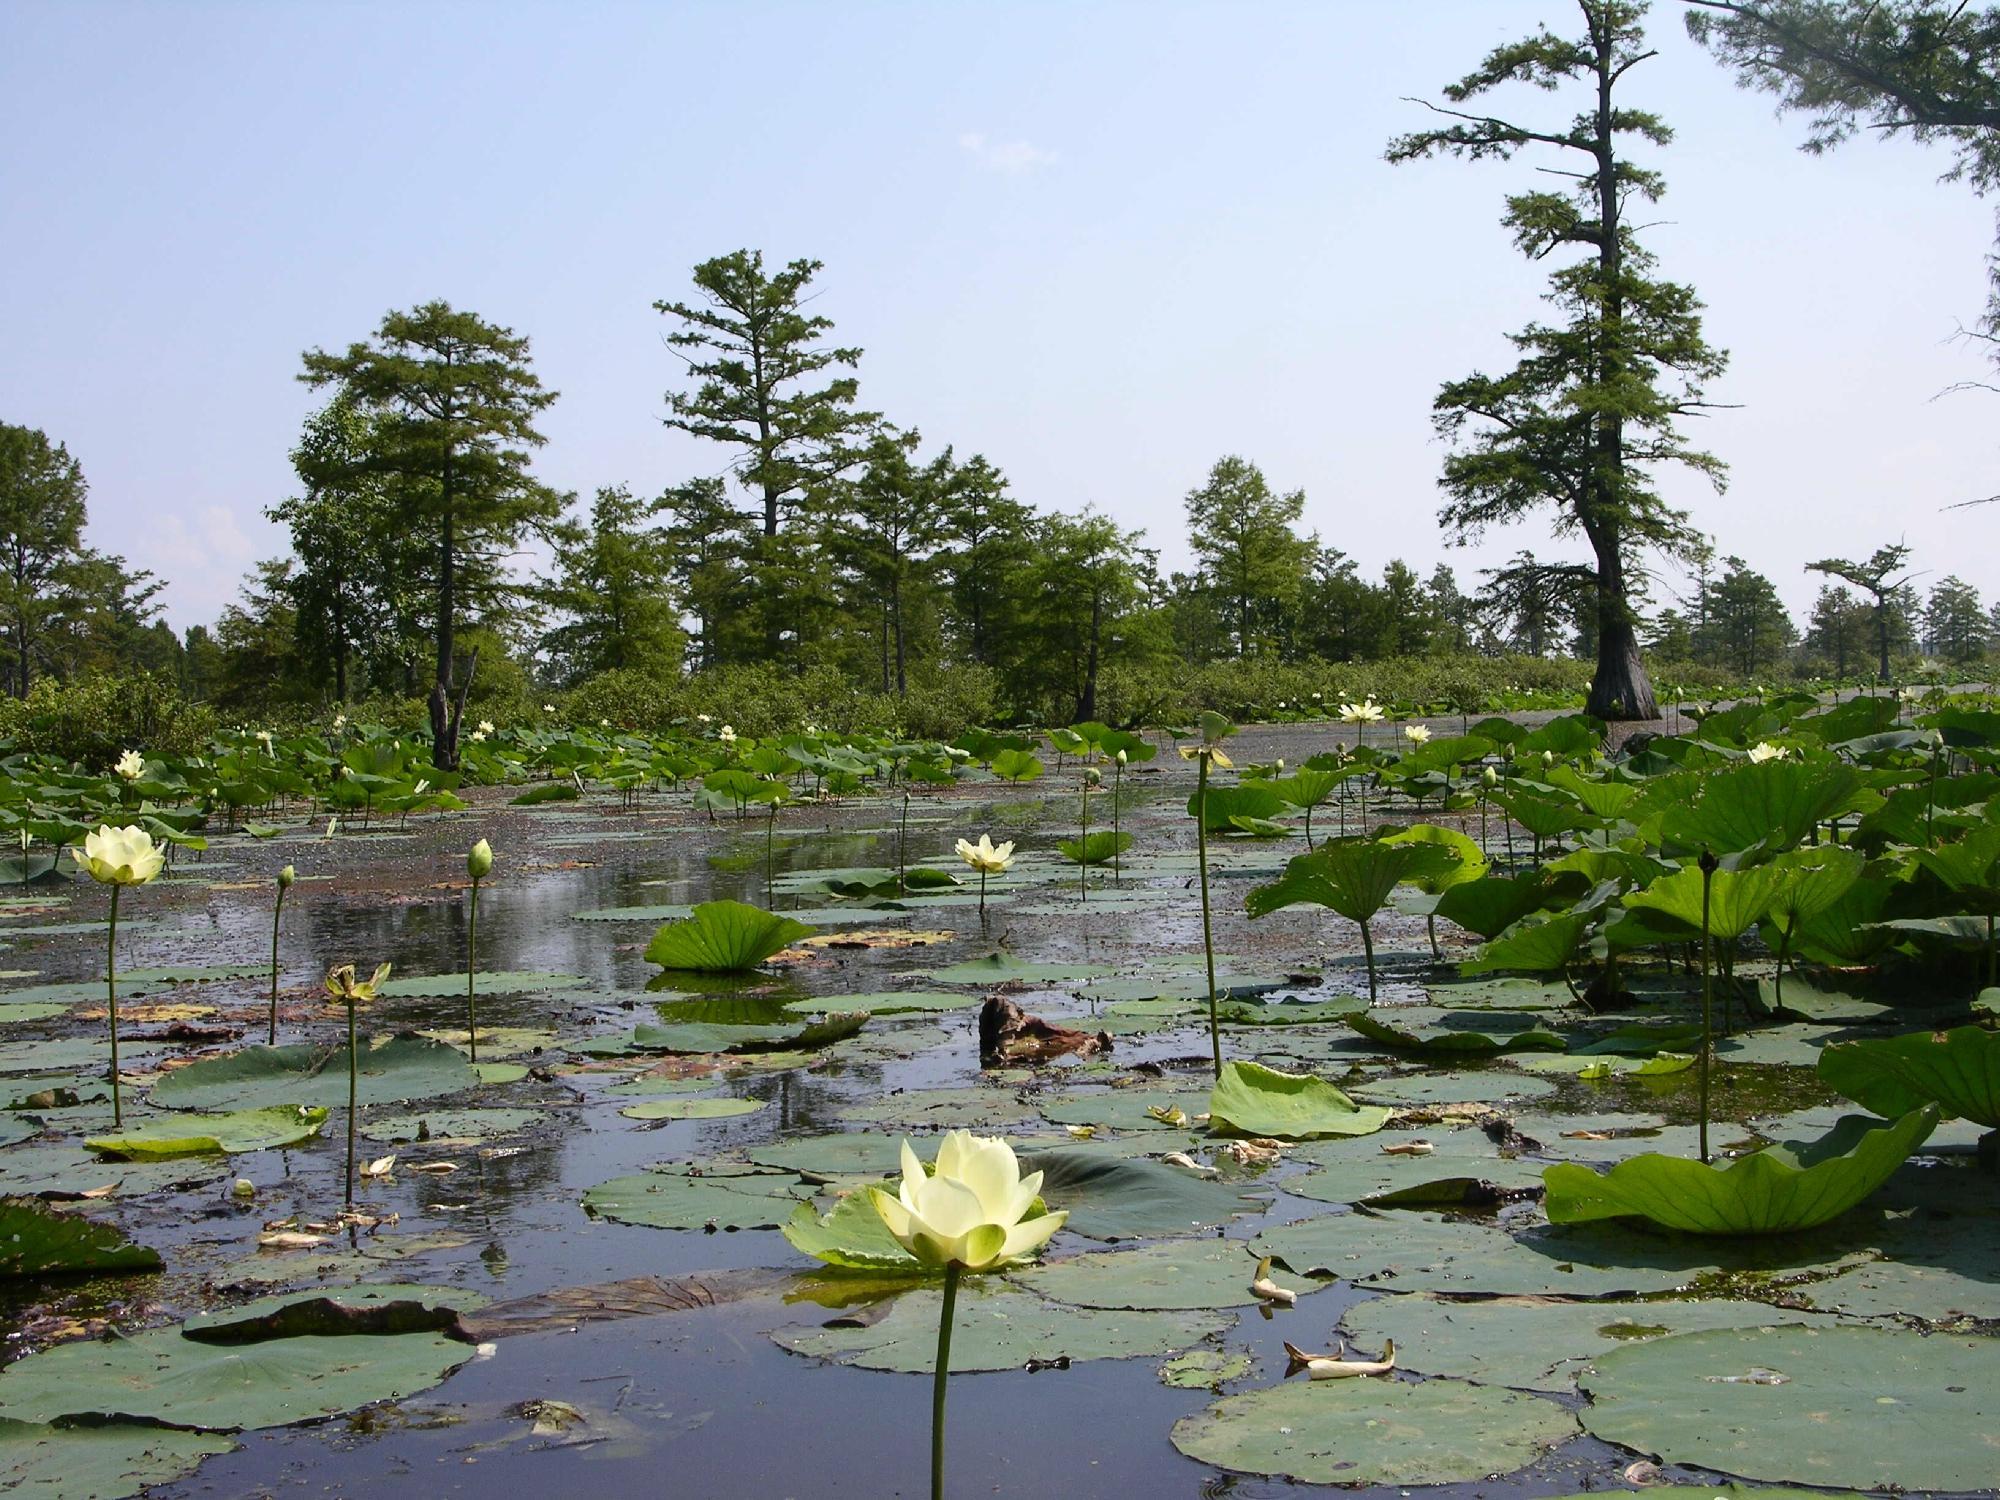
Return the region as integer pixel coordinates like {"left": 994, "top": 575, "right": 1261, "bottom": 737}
{"left": 978, "top": 995, "right": 1112, "bottom": 1066}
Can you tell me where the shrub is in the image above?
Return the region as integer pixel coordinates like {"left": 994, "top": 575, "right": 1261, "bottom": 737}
{"left": 0, "top": 673, "right": 218, "bottom": 768}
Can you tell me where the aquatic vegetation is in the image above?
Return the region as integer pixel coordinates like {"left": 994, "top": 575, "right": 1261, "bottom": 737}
{"left": 268, "top": 863, "right": 294, "bottom": 1044}
{"left": 1179, "top": 711, "right": 1236, "bottom": 1076}
{"left": 325, "top": 961, "right": 391, "bottom": 1207}
{"left": 464, "top": 838, "right": 492, "bottom": 1061}
{"left": 642, "top": 900, "right": 812, "bottom": 972}
{"left": 1817, "top": 1024, "right": 2000, "bottom": 1127}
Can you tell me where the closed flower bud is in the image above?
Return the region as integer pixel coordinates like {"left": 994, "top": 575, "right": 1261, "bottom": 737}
{"left": 467, "top": 838, "right": 493, "bottom": 880}
{"left": 278, "top": 864, "right": 296, "bottom": 889}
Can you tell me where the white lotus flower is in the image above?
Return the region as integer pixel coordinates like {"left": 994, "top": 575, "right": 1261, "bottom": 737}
{"left": 72, "top": 825, "right": 165, "bottom": 886}
{"left": 718, "top": 725, "right": 738, "bottom": 745}
{"left": 869, "top": 1131, "right": 1066, "bottom": 1271}
{"left": 1338, "top": 699, "right": 1384, "bottom": 724}
{"left": 114, "top": 749, "right": 145, "bottom": 781}
{"left": 955, "top": 835, "right": 1015, "bottom": 874}
{"left": 477, "top": 720, "right": 495, "bottom": 736}
{"left": 1403, "top": 724, "right": 1432, "bottom": 745}
{"left": 1747, "top": 741, "right": 1788, "bottom": 764}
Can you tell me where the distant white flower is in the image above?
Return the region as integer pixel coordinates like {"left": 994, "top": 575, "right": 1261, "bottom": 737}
{"left": 114, "top": 749, "right": 145, "bottom": 781}
{"left": 955, "top": 835, "right": 1016, "bottom": 874}
{"left": 255, "top": 729, "right": 274, "bottom": 748}
{"left": 469, "top": 729, "right": 487, "bottom": 743}
{"left": 1403, "top": 725, "right": 1432, "bottom": 745}
{"left": 332, "top": 713, "right": 348, "bottom": 730}
{"left": 718, "top": 725, "right": 738, "bottom": 745}
{"left": 543, "top": 703, "right": 557, "bottom": 714}
{"left": 697, "top": 713, "right": 713, "bottom": 724}
{"left": 1747, "top": 741, "right": 1787, "bottom": 764}
{"left": 1338, "top": 699, "right": 1384, "bottom": 725}
{"left": 477, "top": 720, "right": 495, "bottom": 736}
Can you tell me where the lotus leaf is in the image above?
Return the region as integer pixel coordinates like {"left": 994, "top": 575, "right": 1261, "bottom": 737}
{"left": 0, "top": 1197, "right": 160, "bottom": 1278}
{"left": 86, "top": 1106, "right": 328, "bottom": 1158}
{"left": 1207, "top": 1060, "right": 1390, "bottom": 1140}
{"left": 1543, "top": 1107, "right": 1938, "bottom": 1234}
{"left": 1817, "top": 1024, "right": 2000, "bottom": 1127}
{"left": 643, "top": 901, "right": 813, "bottom": 972}
{"left": 149, "top": 1037, "right": 478, "bottom": 1111}
{"left": 1579, "top": 1325, "right": 2000, "bottom": 1491}
{"left": 1171, "top": 1375, "right": 1576, "bottom": 1486}
{"left": 0, "top": 1418, "right": 233, "bottom": 1500}
{"left": 771, "top": 1282, "right": 1225, "bottom": 1373}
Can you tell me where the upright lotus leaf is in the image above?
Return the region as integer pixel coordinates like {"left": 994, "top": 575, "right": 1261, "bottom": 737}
{"left": 1187, "top": 782, "right": 1287, "bottom": 832}
{"left": 643, "top": 900, "right": 812, "bottom": 973}
{"left": 1433, "top": 871, "right": 1585, "bottom": 938}
{"left": 1056, "top": 830, "right": 1133, "bottom": 866}
{"left": 1496, "top": 787, "right": 1591, "bottom": 842}
{"left": 1789, "top": 877, "right": 1896, "bottom": 966}
{"left": 1658, "top": 759, "right": 1871, "bottom": 857}
{"left": 1379, "top": 824, "right": 1487, "bottom": 891}
{"left": 1542, "top": 1107, "right": 1938, "bottom": 1234}
{"left": 1271, "top": 767, "right": 1342, "bottom": 811}
{"left": 149, "top": 1036, "right": 478, "bottom": 1111}
{"left": 783, "top": 1191, "right": 923, "bottom": 1272}
{"left": 1622, "top": 863, "right": 1782, "bottom": 944}
{"left": 989, "top": 748, "right": 1043, "bottom": 783}
{"left": 86, "top": 1106, "right": 329, "bottom": 1159}
{"left": 1207, "top": 1060, "right": 1390, "bottom": 1140}
{"left": 1817, "top": 1026, "right": 2000, "bottom": 1127}
{"left": 1249, "top": 838, "right": 1455, "bottom": 995}
{"left": 1460, "top": 910, "right": 1593, "bottom": 975}
{"left": 1517, "top": 712, "right": 1604, "bottom": 758}
{"left": 0, "top": 1197, "right": 161, "bottom": 1278}
{"left": 1910, "top": 821, "right": 2000, "bottom": 911}
{"left": 1543, "top": 764, "right": 1642, "bottom": 819}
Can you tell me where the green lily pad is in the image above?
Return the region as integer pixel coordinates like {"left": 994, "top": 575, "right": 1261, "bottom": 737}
{"left": 1158, "top": 1349, "right": 1253, "bottom": 1390}
{"left": 1544, "top": 1108, "right": 1939, "bottom": 1235}
{"left": 771, "top": 1282, "right": 1226, "bottom": 1373}
{"left": 0, "top": 1323, "right": 478, "bottom": 1432}
{"left": 911, "top": 954, "right": 1113, "bottom": 985}
{"left": 782, "top": 1189, "right": 921, "bottom": 1271}
{"left": 358, "top": 1108, "right": 546, "bottom": 1143}
{"left": 1017, "top": 1238, "right": 1293, "bottom": 1310}
{"left": 1022, "top": 1148, "right": 1268, "bottom": 1241}
{"left": 1341, "top": 1292, "right": 1842, "bottom": 1391}
{"left": 375, "top": 971, "right": 587, "bottom": 998}
{"left": 1578, "top": 1325, "right": 2000, "bottom": 1491}
{"left": 1171, "top": 1374, "right": 1576, "bottom": 1485}
{"left": 779, "top": 991, "right": 977, "bottom": 1016}
{"left": 618, "top": 1097, "right": 765, "bottom": 1121}
{"left": 85, "top": 1106, "right": 328, "bottom": 1158}
{"left": 1207, "top": 1061, "right": 1391, "bottom": 1140}
{"left": 0, "top": 1142, "right": 230, "bottom": 1199}
{"left": 0, "top": 1197, "right": 160, "bottom": 1279}
{"left": 1345, "top": 1013, "right": 1566, "bottom": 1058}
{"left": 1287, "top": 1133, "right": 1544, "bottom": 1206}
{"left": 1038, "top": 1087, "right": 1208, "bottom": 1134}
{"left": 1346, "top": 1068, "right": 1558, "bottom": 1105}
{"left": 149, "top": 1037, "right": 479, "bottom": 1111}
{"left": 0, "top": 1418, "right": 233, "bottom": 1500}
{"left": 470, "top": 1061, "right": 527, "bottom": 1084}
{"left": 581, "top": 1163, "right": 809, "bottom": 1231}
{"left": 1817, "top": 1024, "right": 2000, "bottom": 1128}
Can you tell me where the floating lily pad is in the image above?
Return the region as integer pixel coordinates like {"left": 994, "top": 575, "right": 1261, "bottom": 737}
{"left": 1158, "top": 1349, "right": 1253, "bottom": 1390}
{"left": 1038, "top": 1087, "right": 1209, "bottom": 1134}
{"left": 779, "top": 991, "right": 977, "bottom": 1016}
{"left": 1342, "top": 1293, "right": 1840, "bottom": 1391}
{"left": 0, "top": 1418, "right": 233, "bottom": 1499}
{"left": 1345, "top": 1013, "right": 1565, "bottom": 1058}
{"left": 771, "top": 1282, "right": 1226, "bottom": 1372}
{"left": 150, "top": 1037, "right": 479, "bottom": 1111}
{"left": 1578, "top": 1324, "right": 2000, "bottom": 1491}
{"left": 376, "top": 971, "right": 587, "bottom": 999}
{"left": 911, "top": 954, "right": 1114, "bottom": 985}
{"left": 1207, "top": 1061, "right": 1390, "bottom": 1140}
{"left": 85, "top": 1106, "right": 328, "bottom": 1158}
{"left": 0, "top": 1323, "right": 478, "bottom": 1432}
{"left": 581, "top": 1163, "right": 809, "bottom": 1231}
{"left": 619, "top": 1097, "right": 765, "bottom": 1121}
{"left": 0, "top": 1197, "right": 160, "bottom": 1278}
{"left": 1287, "top": 1133, "right": 1544, "bottom": 1206}
{"left": 1171, "top": 1374, "right": 1576, "bottom": 1485}
{"left": 1017, "top": 1238, "right": 1292, "bottom": 1310}
{"left": 359, "top": 1109, "right": 547, "bottom": 1143}
{"left": 1347, "top": 1067, "right": 1558, "bottom": 1105}
{"left": 1023, "top": 1148, "right": 1268, "bottom": 1241}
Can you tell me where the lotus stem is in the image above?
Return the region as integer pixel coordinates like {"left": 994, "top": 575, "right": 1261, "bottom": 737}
{"left": 1111, "top": 764, "right": 1122, "bottom": 882}
{"left": 898, "top": 791, "right": 910, "bottom": 892}
{"left": 466, "top": 876, "right": 480, "bottom": 1065}
{"left": 1079, "top": 781, "right": 1089, "bottom": 904}
{"left": 1197, "top": 754, "right": 1221, "bottom": 1078}
{"left": 1361, "top": 917, "right": 1377, "bottom": 1003}
{"left": 932, "top": 1262, "right": 960, "bottom": 1500}
{"left": 106, "top": 884, "right": 122, "bottom": 1127}
{"left": 978, "top": 868, "right": 987, "bottom": 919}
{"left": 767, "top": 801, "right": 778, "bottom": 905}
{"left": 268, "top": 883, "right": 287, "bottom": 1046}
{"left": 1698, "top": 851, "right": 1716, "bottom": 1165}
{"left": 345, "top": 997, "right": 358, "bottom": 1208}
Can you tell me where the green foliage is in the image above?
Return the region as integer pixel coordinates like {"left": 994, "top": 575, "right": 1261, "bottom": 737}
{"left": 0, "top": 672, "right": 216, "bottom": 765}
{"left": 1818, "top": 1025, "right": 2000, "bottom": 1128}
{"left": 1542, "top": 1107, "right": 1938, "bottom": 1234}
{"left": 642, "top": 900, "right": 813, "bottom": 973}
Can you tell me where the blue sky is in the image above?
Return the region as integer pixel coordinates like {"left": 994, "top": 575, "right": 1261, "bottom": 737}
{"left": 3, "top": 0, "right": 1995, "bottom": 631}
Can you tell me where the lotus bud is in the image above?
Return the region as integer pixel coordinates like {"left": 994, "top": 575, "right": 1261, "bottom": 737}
{"left": 468, "top": 838, "right": 493, "bottom": 881}
{"left": 231, "top": 1178, "right": 255, "bottom": 1199}
{"left": 1482, "top": 766, "right": 1498, "bottom": 787}
{"left": 1274, "top": 758, "right": 1285, "bottom": 773}
{"left": 278, "top": 864, "right": 296, "bottom": 889}
{"left": 1083, "top": 767, "right": 1102, "bottom": 787}
{"left": 1116, "top": 749, "right": 1128, "bottom": 765}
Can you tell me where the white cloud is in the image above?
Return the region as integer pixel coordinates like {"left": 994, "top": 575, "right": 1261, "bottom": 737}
{"left": 137, "top": 505, "right": 259, "bottom": 625}
{"left": 957, "top": 131, "right": 1058, "bottom": 175}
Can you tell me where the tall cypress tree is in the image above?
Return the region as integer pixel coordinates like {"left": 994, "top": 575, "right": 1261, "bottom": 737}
{"left": 1390, "top": 0, "right": 1729, "bottom": 721}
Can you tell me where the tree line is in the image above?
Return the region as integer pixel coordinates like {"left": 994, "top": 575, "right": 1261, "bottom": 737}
{"left": 5, "top": 1, "right": 2000, "bottom": 760}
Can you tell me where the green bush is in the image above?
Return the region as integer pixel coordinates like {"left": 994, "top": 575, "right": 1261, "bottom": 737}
{"left": 0, "top": 673, "right": 218, "bottom": 769}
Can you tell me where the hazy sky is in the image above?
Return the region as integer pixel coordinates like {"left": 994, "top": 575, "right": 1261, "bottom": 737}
{"left": 4, "top": 0, "right": 1996, "bottom": 633}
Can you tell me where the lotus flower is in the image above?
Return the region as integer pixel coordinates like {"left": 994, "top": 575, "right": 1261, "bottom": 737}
{"left": 72, "top": 826, "right": 165, "bottom": 886}
{"left": 1403, "top": 724, "right": 1432, "bottom": 745}
{"left": 955, "top": 835, "right": 1015, "bottom": 874}
{"left": 718, "top": 724, "right": 738, "bottom": 744}
{"left": 114, "top": 749, "right": 145, "bottom": 781}
{"left": 1338, "top": 699, "right": 1384, "bottom": 724}
{"left": 1747, "top": 741, "right": 1787, "bottom": 764}
{"left": 870, "top": 1131, "right": 1066, "bottom": 1272}
{"left": 477, "top": 720, "right": 496, "bottom": 736}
